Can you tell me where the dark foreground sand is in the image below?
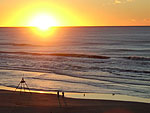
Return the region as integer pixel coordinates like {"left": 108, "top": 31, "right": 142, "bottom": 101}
{"left": 0, "top": 90, "right": 149, "bottom": 113}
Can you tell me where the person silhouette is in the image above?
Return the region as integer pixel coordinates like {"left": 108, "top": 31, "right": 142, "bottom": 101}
{"left": 57, "top": 91, "right": 60, "bottom": 97}
{"left": 62, "top": 91, "right": 64, "bottom": 98}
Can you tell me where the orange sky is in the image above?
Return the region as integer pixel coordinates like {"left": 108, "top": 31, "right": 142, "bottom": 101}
{"left": 0, "top": 0, "right": 150, "bottom": 26}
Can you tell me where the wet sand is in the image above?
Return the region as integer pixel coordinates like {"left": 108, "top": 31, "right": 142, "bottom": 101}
{"left": 0, "top": 89, "right": 149, "bottom": 113}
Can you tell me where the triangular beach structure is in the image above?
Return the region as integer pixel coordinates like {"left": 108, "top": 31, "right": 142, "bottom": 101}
{"left": 15, "top": 77, "right": 31, "bottom": 93}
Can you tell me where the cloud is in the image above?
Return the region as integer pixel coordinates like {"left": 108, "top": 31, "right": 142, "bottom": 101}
{"left": 144, "top": 19, "right": 150, "bottom": 22}
{"left": 131, "top": 19, "right": 136, "bottom": 22}
{"left": 114, "top": 0, "right": 122, "bottom": 4}
{"left": 114, "top": 0, "right": 134, "bottom": 4}
{"left": 127, "top": 0, "right": 134, "bottom": 2}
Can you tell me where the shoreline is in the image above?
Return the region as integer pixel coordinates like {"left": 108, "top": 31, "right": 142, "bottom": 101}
{"left": 0, "top": 89, "right": 150, "bottom": 113}
{"left": 0, "top": 85, "right": 150, "bottom": 104}
{"left": 0, "top": 69, "right": 150, "bottom": 104}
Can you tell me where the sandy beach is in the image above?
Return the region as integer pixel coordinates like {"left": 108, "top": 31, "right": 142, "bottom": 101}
{"left": 0, "top": 90, "right": 149, "bottom": 113}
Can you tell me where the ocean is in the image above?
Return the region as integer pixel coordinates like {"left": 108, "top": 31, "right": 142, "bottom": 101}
{"left": 0, "top": 27, "right": 150, "bottom": 101}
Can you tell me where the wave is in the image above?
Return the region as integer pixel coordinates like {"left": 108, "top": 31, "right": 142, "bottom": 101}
{"left": 1, "top": 65, "right": 149, "bottom": 82}
{"left": 0, "top": 51, "right": 110, "bottom": 59}
{"left": 1, "top": 66, "right": 150, "bottom": 89}
{"left": 123, "top": 56, "right": 150, "bottom": 61}
{"left": 100, "top": 67, "right": 150, "bottom": 74}
{"left": 0, "top": 43, "right": 41, "bottom": 47}
{"left": 27, "top": 77, "right": 150, "bottom": 92}
{"left": 107, "top": 49, "right": 150, "bottom": 52}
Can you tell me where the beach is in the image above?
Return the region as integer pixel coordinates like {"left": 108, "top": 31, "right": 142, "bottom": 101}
{"left": 0, "top": 89, "right": 149, "bottom": 113}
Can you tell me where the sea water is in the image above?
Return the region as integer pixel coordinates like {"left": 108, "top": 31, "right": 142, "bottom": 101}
{"left": 0, "top": 27, "right": 150, "bottom": 101}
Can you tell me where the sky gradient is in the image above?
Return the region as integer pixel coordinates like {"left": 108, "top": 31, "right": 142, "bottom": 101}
{"left": 0, "top": 0, "right": 150, "bottom": 26}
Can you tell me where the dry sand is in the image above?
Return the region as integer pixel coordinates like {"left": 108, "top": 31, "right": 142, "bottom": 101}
{"left": 0, "top": 90, "right": 149, "bottom": 113}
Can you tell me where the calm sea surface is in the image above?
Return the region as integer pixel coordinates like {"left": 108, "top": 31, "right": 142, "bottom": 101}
{"left": 0, "top": 27, "right": 150, "bottom": 99}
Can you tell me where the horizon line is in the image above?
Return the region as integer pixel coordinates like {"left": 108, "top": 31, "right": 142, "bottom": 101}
{"left": 0, "top": 25, "right": 150, "bottom": 28}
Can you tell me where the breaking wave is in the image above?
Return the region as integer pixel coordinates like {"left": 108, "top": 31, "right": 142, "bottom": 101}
{"left": 0, "top": 43, "right": 41, "bottom": 47}
{"left": 0, "top": 51, "right": 110, "bottom": 59}
{"left": 123, "top": 56, "right": 150, "bottom": 61}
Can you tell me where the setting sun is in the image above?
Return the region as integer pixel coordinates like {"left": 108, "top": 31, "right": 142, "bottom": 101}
{"left": 29, "top": 14, "right": 58, "bottom": 30}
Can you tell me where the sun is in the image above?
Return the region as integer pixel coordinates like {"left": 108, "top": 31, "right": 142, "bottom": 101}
{"left": 29, "top": 14, "right": 58, "bottom": 30}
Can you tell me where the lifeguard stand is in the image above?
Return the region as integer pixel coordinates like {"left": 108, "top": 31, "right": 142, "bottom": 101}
{"left": 15, "top": 77, "right": 30, "bottom": 93}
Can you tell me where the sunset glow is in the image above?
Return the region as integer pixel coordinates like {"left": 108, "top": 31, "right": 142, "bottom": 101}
{"left": 0, "top": 0, "right": 150, "bottom": 26}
